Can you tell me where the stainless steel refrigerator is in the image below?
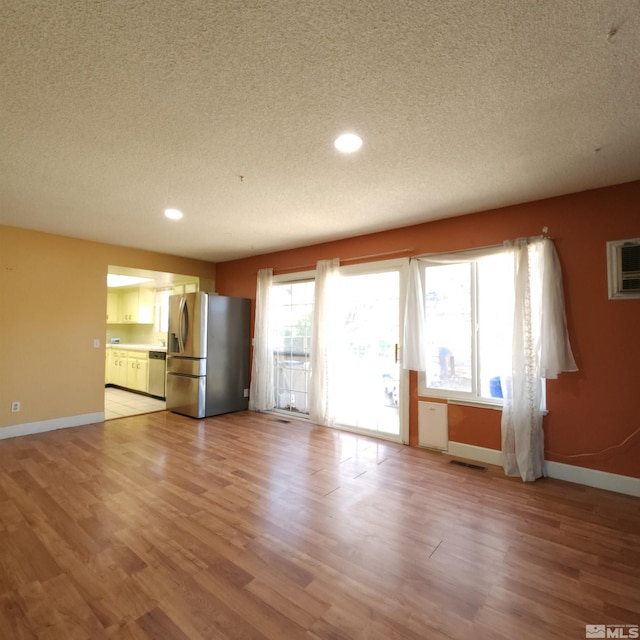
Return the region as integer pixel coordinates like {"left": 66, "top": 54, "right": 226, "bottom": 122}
{"left": 166, "top": 292, "right": 250, "bottom": 418}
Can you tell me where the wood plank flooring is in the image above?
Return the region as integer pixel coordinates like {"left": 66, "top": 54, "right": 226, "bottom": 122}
{"left": 0, "top": 410, "right": 638, "bottom": 639}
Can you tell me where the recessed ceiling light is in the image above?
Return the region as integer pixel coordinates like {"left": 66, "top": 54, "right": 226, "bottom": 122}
{"left": 334, "top": 132, "right": 363, "bottom": 153}
{"left": 164, "top": 208, "right": 183, "bottom": 220}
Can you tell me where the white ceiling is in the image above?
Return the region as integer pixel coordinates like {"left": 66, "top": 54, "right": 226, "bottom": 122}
{"left": 2, "top": 1, "right": 639, "bottom": 263}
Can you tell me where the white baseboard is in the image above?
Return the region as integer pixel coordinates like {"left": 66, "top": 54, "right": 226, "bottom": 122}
{"left": 0, "top": 412, "right": 104, "bottom": 440}
{"left": 544, "top": 461, "right": 640, "bottom": 498}
{"left": 447, "top": 441, "right": 504, "bottom": 467}
{"left": 446, "top": 441, "right": 640, "bottom": 497}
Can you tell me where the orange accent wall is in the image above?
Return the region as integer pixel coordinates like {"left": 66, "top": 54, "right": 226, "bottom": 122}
{"left": 215, "top": 181, "right": 640, "bottom": 479}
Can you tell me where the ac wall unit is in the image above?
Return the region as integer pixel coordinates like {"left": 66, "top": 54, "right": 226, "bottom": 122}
{"left": 607, "top": 239, "right": 640, "bottom": 299}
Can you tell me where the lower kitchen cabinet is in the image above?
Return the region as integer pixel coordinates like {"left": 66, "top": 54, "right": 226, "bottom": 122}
{"left": 110, "top": 350, "right": 129, "bottom": 387}
{"left": 127, "top": 352, "right": 149, "bottom": 393}
{"left": 106, "top": 349, "right": 149, "bottom": 393}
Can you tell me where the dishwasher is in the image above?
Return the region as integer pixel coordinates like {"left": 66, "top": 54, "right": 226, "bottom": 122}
{"left": 148, "top": 351, "right": 167, "bottom": 399}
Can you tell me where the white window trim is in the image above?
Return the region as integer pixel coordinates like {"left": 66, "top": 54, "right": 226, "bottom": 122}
{"left": 418, "top": 257, "right": 499, "bottom": 404}
{"left": 271, "top": 258, "right": 410, "bottom": 443}
{"left": 270, "top": 275, "right": 316, "bottom": 419}
{"left": 417, "top": 374, "right": 504, "bottom": 408}
{"left": 415, "top": 250, "right": 548, "bottom": 411}
{"left": 272, "top": 269, "right": 316, "bottom": 284}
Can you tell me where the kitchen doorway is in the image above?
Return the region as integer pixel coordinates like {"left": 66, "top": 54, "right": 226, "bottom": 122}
{"left": 104, "top": 265, "right": 209, "bottom": 420}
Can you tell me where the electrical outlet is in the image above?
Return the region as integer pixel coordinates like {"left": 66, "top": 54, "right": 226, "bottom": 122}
{"left": 11, "top": 401, "right": 20, "bottom": 412}
{"left": 93, "top": 338, "right": 100, "bottom": 348}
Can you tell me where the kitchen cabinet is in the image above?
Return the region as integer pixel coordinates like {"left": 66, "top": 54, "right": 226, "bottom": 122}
{"left": 119, "top": 292, "right": 134, "bottom": 322}
{"left": 106, "top": 288, "right": 154, "bottom": 324}
{"left": 138, "top": 288, "right": 155, "bottom": 323}
{"left": 171, "top": 282, "right": 198, "bottom": 296}
{"left": 121, "top": 288, "right": 154, "bottom": 323}
{"left": 105, "top": 348, "right": 150, "bottom": 394}
{"left": 127, "top": 352, "right": 149, "bottom": 393}
{"left": 106, "top": 292, "right": 119, "bottom": 324}
{"left": 110, "top": 350, "right": 129, "bottom": 387}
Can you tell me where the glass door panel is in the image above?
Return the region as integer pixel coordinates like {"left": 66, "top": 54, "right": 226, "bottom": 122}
{"left": 271, "top": 280, "right": 314, "bottom": 416}
{"left": 333, "top": 269, "right": 401, "bottom": 437}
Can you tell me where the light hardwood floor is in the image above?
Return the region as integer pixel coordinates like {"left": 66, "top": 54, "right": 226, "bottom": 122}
{"left": 0, "top": 410, "right": 638, "bottom": 639}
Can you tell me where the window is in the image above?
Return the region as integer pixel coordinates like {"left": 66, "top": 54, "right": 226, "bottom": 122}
{"left": 419, "top": 251, "right": 515, "bottom": 403}
{"left": 271, "top": 279, "right": 315, "bottom": 415}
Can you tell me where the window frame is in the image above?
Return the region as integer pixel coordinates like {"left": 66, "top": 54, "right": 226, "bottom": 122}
{"left": 269, "top": 260, "right": 410, "bottom": 441}
{"left": 270, "top": 270, "right": 316, "bottom": 418}
{"left": 416, "top": 248, "right": 548, "bottom": 411}
{"left": 417, "top": 257, "right": 505, "bottom": 408}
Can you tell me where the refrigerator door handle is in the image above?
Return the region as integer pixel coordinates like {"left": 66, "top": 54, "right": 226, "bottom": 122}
{"left": 178, "top": 295, "right": 188, "bottom": 353}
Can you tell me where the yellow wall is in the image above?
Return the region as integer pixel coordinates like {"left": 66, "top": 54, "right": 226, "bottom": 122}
{"left": 0, "top": 225, "right": 216, "bottom": 429}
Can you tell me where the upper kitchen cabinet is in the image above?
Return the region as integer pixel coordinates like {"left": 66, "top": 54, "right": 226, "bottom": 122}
{"left": 107, "top": 287, "right": 154, "bottom": 324}
{"left": 106, "top": 266, "right": 207, "bottom": 326}
{"left": 122, "top": 288, "right": 154, "bottom": 323}
{"left": 106, "top": 292, "right": 119, "bottom": 323}
{"left": 171, "top": 282, "right": 198, "bottom": 296}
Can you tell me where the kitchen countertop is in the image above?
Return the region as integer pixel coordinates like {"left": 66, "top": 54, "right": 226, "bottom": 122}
{"left": 106, "top": 344, "right": 167, "bottom": 352}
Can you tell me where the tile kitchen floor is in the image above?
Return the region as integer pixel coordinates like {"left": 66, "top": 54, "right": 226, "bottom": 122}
{"left": 104, "top": 387, "right": 166, "bottom": 420}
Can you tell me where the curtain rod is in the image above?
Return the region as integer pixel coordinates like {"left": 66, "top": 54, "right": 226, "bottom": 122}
{"left": 268, "top": 247, "right": 414, "bottom": 275}
{"left": 411, "top": 232, "right": 552, "bottom": 262}
{"left": 265, "top": 229, "right": 550, "bottom": 273}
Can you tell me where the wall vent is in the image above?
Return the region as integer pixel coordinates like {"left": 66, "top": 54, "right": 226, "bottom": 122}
{"left": 607, "top": 239, "right": 640, "bottom": 299}
{"left": 449, "top": 460, "right": 487, "bottom": 472}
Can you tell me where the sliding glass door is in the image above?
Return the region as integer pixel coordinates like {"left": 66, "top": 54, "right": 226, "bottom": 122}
{"left": 268, "top": 261, "right": 408, "bottom": 443}
{"left": 332, "top": 261, "right": 407, "bottom": 442}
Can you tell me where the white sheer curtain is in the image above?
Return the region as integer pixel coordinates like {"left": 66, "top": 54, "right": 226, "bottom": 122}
{"left": 501, "top": 238, "right": 577, "bottom": 481}
{"left": 403, "top": 259, "right": 428, "bottom": 371}
{"left": 248, "top": 268, "right": 275, "bottom": 412}
{"left": 403, "top": 246, "right": 500, "bottom": 372}
{"left": 403, "top": 239, "right": 577, "bottom": 482}
{"left": 309, "top": 259, "right": 340, "bottom": 426}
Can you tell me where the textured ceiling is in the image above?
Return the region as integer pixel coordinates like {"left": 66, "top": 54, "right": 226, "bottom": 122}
{"left": 1, "top": 1, "right": 639, "bottom": 262}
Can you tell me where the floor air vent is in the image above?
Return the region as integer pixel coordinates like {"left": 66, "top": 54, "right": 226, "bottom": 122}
{"left": 273, "top": 418, "right": 291, "bottom": 424}
{"left": 449, "top": 460, "right": 487, "bottom": 472}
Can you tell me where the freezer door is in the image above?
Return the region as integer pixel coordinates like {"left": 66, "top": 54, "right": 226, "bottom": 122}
{"left": 168, "top": 292, "right": 208, "bottom": 357}
{"left": 167, "top": 356, "right": 206, "bottom": 376}
{"left": 166, "top": 373, "right": 206, "bottom": 419}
